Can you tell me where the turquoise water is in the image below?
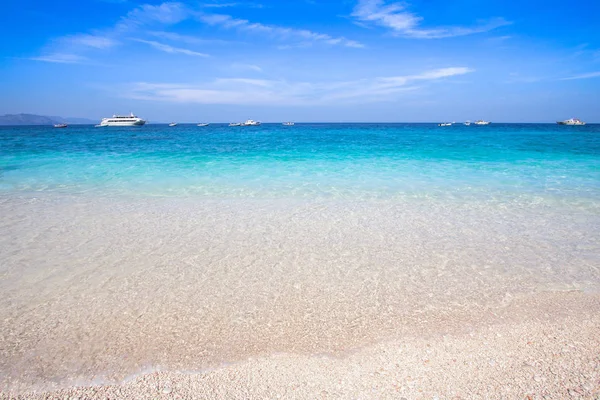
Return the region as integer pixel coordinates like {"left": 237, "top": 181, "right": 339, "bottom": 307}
{"left": 1, "top": 123, "right": 599, "bottom": 200}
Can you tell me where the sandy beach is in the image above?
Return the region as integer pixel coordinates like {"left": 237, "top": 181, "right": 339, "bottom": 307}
{"left": 3, "top": 291, "right": 599, "bottom": 399}
{"left": 1, "top": 193, "right": 599, "bottom": 398}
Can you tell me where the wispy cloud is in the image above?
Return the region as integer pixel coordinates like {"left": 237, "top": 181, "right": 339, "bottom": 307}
{"left": 215, "top": 77, "right": 271, "bottom": 86}
{"left": 231, "top": 62, "right": 263, "bottom": 72}
{"left": 148, "top": 31, "right": 234, "bottom": 45}
{"left": 126, "top": 67, "right": 473, "bottom": 105}
{"left": 202, "top": 2, "right": 264, "bottom": 8}
{"left": 116, "top": 2, "right": 190, "bottom": 31}
{"left": 60, "top": 34, "right": 119, "bottom": 49}
{"left": 352, "top": 0, "right": 511, "bottom": 39}
{"left": 203, "top": 2, "right": 239, "bottom": 7}
{"left": 566, "top": 43, "right": 600, "bottom": 62}
{"left": 133, "top": 39, "right": 210, "bottom": 56}
{"left": 197, "top": 12, "right": 364, "bottom": 48}
{"left": 560, "top": 71, "right": 600, "bottom": 80}
{"left": 29, "top": 53, "right": 88, "bottom": 64}
{"left": 487, "top": 35, "right": 512, "bottom": 43}
{"left": 32, "top": 2, "right": 192, "bottom": 63}
{"left": 32, "top": 1, "right": 362, "bottom": 64}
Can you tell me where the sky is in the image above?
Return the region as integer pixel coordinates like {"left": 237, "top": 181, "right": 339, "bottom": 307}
{"left": 1, "top": 0, "right": 599, "bottom": 122}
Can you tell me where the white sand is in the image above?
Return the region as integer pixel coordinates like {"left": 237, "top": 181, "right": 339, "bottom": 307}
{"left": 3, "top": 292, "right": 600, "bottom": 399}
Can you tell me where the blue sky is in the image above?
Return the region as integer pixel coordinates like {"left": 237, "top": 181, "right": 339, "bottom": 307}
{"left": 1, "top": 0, "right": 599, "bottom": 122}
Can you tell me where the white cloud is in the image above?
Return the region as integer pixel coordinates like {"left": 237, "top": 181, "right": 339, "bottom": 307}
{"left": 32, "top": 2, "right": 192, "bottom": 63}
{"left": 126, "top": 67, "right": 473, "bottom": 105}
{"left": 33, "top": 33, "right": 118, "bottom": 63}
{"left": 61, "top": 34, "right": 118, "bottom": 49}
{"left": 197, "top": 12, "right": 365, "bottom": 48}
{"left": 30, "top": 53, "right": 88, "bottom": 64}
{"left": 133, "top": 39, "right": 210, "bottom": 57}
{"left": 202, "top": 2, "right": 264, "bottom": 8}
{"left": 560, "top": 71, "right": 600, "bottom": 80}
{"left": 116, "top": 2, "right": 189, "bottom": 31}
{"left": 352, "top": 0, "right": 511, "bottom": 39}
{"left": 148, "top": 31, "right": 233, "bottom": 45}
{"left": 32, "top": 1, "right": 363, "bottom": 64}
{"left": 203, "top": 2, "right": 240, "bottom": 7}
{"left": 231, "top": 63, "right": 263, "bottom": 72}
{"left": 215, "top": 77, "right": 271, "bottom": 86}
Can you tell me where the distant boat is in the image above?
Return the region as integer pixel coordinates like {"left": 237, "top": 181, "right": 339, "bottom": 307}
{"left": 241, "top": 119, "right": 261, "bottom": 126}
{"left": 282, "top": 122, "right": 295, "bottom": 126}
{"left": 557, "top": 118, "right": 585, "bottom": 126}
{"left": 168, "top": 122, "right": 177, "bottom": 127}
{"left": 474, "top": 120, "right": 491, "bottom": 125}
{"left": 464, "top": 121, "right": 471, "bottom": 126}
{"left": 99, "top": 112, "right": 146, "bottom": 127}
{"left": 197, "top": 123, "right": 209, "bottom": 127}
{"left": 438, "top": 122, "right": 452, "bottom": 127}
{"left": 229, "top": 122, "right": 241, "bottom": 127}
{"left": 53, "top": 123, "right": 68, "bottom": 128}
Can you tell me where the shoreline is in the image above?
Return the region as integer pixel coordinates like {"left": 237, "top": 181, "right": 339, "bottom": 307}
{"left": 2, "top": 291, "right": 600, "bottom": 398}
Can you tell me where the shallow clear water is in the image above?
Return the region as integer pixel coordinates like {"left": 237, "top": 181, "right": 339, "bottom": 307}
{"left": 1, "top": 123, "right": 599, "bottom": 201}
{"left": 1, "top": 123, "right": 599, "bottom": 392}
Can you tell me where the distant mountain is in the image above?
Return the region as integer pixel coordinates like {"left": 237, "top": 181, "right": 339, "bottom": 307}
{"left": 0, "top": 113, "right": 97, "bottom": 125}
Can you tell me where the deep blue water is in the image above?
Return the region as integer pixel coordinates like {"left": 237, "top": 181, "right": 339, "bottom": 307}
{"left": 1, "top": 123, "right": 599, "bottom": 200}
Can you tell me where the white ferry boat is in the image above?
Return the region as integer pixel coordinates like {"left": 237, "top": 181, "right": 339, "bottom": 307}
{"left": 557, "top": 118, "right": 585, "bottom": 126}
{"left": 474, "top": 120, "right": 491, "bottom": 125}
{"left": 282, "top": 122, "right": 295, "bottom": 126}
{"left": 241, "top": 119, "right": 261, "bottom": 126}
{"left": 99, "top": 113, "right": 146, "bottom": 127}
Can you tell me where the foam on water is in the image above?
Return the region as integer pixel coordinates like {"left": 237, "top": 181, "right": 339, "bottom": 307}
{"left": 1, "top": 123, "right": 599, "bottom": 391}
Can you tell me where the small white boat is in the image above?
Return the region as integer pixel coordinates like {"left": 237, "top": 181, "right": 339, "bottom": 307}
{"left": 464, "top": 121, "right": 471, "bottom": 126}
{"left": 241, "top": 119, "right": 261, "bottom": 126}
{"left": 229, "top": 122, "right": 241, "bottom": 127}
{"left": 282, "top": 122, "right": 295, "bottom": 126}
{"left": 438, "top": 122, "right": 452, "bottom": 127}
{"left": 53, "top": 123, "right": 68, "bottom": 128}
{"left": 197, "top": 123, "right": 209, "bottom": 127}
{"left": 557, "top": 118, "right": 585, "bottom": 126}
{"left": 168, "top": 122, "right": 177, "bottom": 127}
{"left": 474, "top": 120, "right": 491, "bottom": 125}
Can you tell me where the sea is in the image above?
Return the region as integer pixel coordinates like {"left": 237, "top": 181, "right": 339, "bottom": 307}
{"left": 1, "top": 123, "right": 599, "bottom": 200}
{"left": 1, "top": 123, "right": 599, "bottom": 391}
